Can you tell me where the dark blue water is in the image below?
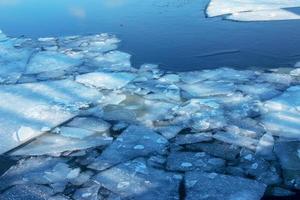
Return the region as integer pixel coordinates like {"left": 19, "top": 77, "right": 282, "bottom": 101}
{"left": 1, "top": 0, "right": 300, "bottom": 71}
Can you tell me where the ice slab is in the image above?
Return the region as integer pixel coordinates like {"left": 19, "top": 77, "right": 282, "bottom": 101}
{"left": 0, "top": 30, "right": 7, "bottom": 41}
{"left": 57, "top": 126, "right": 96, "bottom": 139}
{"left": 0, "top": 184, "right": 54, "bottom": 200}
{"left": 88, "top": 125, "right": 168, "bottom": 170}
{"left": 261, "top": 86, "right": 300, "bottom": 139}
{"left": 73, "top": 181, "right": 101, "bottom": 200}
{"left": 186, "top": 141, "right": 240, "bottom": 160}
{"left": 228, "top": 9, "right": 300, "bottom": 21}
{"left": 179, "top": 68, "right": 255, "bottom": 84}
{"left": 86, "top": 51, "right": 133, "bottom": 71}
{"left": 25, "top": 51, "right": 82, "bottom": 75}
{"left": 11, "top": 133, "right": 113, "bottom": 156}
{"left": 94, "top": 158, "right": 181, "bottom": 200}
{"left": 0, "top": 39, "right": 32, "bottom": 83}
{"left": 0, "top": 79, "right": 102, "bottom": 154}
{"left": 0, "top": 157, "right": 76, "bottom": 191}
{"left": 179, "top": 80, "right": 236, "bottom": 98}
{"left": 275, "top": 141, "right": 300, "bottom": 171}
{"left": 166, "top": 151, "right": 225, "bottom": 172}
{"left": 66, "top": 117, "right": 111, "bottom": 133}
{"left": 256, "top": 133, "right": 274, "bottom": 159}
{"left": 173, "top": 99, "right": 226, "bottom": 131}
{"left": 207, "top": 0, "right": 300, "bottom": 21}
{"left": 237, "top": 83, "right": 281, "bottom": 101}
{"left": 185, "top": 172, "right": 266, "bottom": 200}
{"left": 175, "top": 132, "right": 213, "bottom": 145}
{"left": 76, "top": 72, "right": 136, "bottom": 90}
{"left": 58, "top": 33, "right": 120, "bottom": 53}
{"left": 213, "top": 131, "right": 258, "bottom": 150}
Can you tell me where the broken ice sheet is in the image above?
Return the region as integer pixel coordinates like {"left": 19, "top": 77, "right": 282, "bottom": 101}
{"left": 0, "top": 79, "right": 102, "bottom": 154}
{"left": 206, "top": 0, "right": 300, "bottom": 21}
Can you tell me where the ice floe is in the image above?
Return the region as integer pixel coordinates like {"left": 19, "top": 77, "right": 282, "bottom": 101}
{"left": 206, "top": 0, "right": 300, "bottom": 21}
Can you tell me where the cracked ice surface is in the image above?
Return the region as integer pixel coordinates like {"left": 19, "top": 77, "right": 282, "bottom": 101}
{"left": 206, "top": 0, "right": 300, "bottom": 21}
{"left": 0, "top": 30, "right": 300, "bottom": 199}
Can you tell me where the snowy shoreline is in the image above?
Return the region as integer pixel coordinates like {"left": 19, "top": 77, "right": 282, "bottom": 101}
{"left": 0, "top": 30, "right": 300, "bottom": 199}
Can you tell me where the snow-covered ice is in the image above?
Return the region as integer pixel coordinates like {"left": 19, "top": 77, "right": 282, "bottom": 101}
{"left": 206, "top": 0, "right": 300, "bottom": 21}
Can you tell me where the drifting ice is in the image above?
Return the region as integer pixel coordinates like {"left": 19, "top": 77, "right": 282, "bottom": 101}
{"left": 206, "top": 0, "right": 300, "bottom": 21}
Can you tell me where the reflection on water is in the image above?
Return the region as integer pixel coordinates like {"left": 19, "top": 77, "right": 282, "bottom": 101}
{"left": 0, "top": 0, "right": 300, "bottom": 71}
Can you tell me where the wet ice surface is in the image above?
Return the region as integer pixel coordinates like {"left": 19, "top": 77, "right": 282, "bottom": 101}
{"left": 207, "top": 0, "right": 300, "bottom": 21}
{"left": 0, "top": 31, "right": 300, "bottom": 199}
